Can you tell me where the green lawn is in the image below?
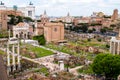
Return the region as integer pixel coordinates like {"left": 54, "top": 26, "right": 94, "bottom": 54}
{"left": 45, "top": 43, "right": 75, "bottom": 54}
{"left": 77, "top": 65, "right": 94, "bottom": 74}
{"left": 22, "top": 44, "right": 53, "bottom": 58}
{"left": 0, "top": 50, "right": 5, "bottom": 55}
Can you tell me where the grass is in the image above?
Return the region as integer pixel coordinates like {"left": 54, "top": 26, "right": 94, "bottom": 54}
{"left": 78, "top": 65, "right": 94, "bottom": 74}
{"left": 34, "top": 67, "right": 49, "bottom": 76}
{"left": 0, "top": 50, "right": 5, "bottom": 55}
{"left": 21, "top": 44, "right": 53, "bottom": 58}
{"left": 45, "top": 43, "right": 74, "bottom": 54}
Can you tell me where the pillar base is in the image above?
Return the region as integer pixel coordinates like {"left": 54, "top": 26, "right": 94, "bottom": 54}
{"left": 17, "top": 63, "right": 21, "bottom": 70}
{"left": 12, "top": 65, "right": 16, "bottom": 71}
{"left": 7, "top": 66, "right": 11, "bottom": 75}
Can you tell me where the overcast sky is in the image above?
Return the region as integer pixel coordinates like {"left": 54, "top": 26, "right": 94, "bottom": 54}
{"left": 1, "top": 0, "right": 120, "bottom": 16}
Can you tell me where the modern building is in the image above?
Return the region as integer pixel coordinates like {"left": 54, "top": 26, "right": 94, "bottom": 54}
{"left": 0, "top": 1, "right": 35, "bottom": 19}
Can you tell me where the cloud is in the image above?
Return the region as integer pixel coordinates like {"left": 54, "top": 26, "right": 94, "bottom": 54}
{"left": 1, "top": 0, "right": 119, "bottom": 16}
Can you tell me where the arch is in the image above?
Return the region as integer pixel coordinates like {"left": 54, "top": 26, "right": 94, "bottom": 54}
{"left": 16, "top": 34, "right": 18, "bottom": 38}
{"left": 24, "top": 34, "right": 26, "bottom": 38}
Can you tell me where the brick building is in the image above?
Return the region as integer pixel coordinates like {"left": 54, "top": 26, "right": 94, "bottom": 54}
{"left": 35, "top": 11, "right": 65, "bottom": 43}
{"left": 0, "top": 10, "right": 24, "bottom": 30}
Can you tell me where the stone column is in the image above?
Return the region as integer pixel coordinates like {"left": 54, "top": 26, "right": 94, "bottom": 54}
{"left": 110, "top": 41, "right": 112, "bottom": 53}
{"left": 117, "top": 42, "right": 120, "bottom": 55}
{"left": 26, "top": 33, "right": 28, "bottom": 39}
{"left": 119, "top": 28, "right": 120, "bottom": 38}
{"left": 17, "top": 43, "right": 21, "bottom": 70}
{"left": 12, "top": 45, "right": 16, "bottom": 71}
{"left": 7, "top": 43, "right": 10, "bottom": 75}
{"left": 113, "top": 42, "right": 116, "bottom": 55}
{"left": 59, "top": 61, "right": 64, "bottom": 71}
{"left": 22, "top": 34, "right": 24, "bottom": 39}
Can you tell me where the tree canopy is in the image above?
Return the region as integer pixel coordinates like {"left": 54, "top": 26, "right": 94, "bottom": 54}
{"left": 33, "top": 35, "right": 46, "bottom": 45}
{"left": 8, "top": 15, "right": 33, "bottom": 25}
{"left": 92, "top": 54, "right": 120, "bottom": 80}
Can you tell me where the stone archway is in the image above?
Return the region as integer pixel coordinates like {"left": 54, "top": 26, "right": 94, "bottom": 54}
{"left": 16, "top": 34, "right": 18, "bottom": 38}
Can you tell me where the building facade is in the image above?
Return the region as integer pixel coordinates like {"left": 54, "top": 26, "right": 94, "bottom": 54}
{"left": 13, "top": 22, "right": 30, "bottom": 39}
{"left": 44, "top": 23, "right": 64, "bottom": 42}
{"left": 35, "top": 11, "right": 65, "bottom": 43}
{"left": 0, "top": 10, "right": 7, "bottom": 30}
{"left": 0, "top": 1, "right": 35, "bottom": 19}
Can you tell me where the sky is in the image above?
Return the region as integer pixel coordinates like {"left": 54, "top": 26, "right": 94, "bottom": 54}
{"left": 1, "top": 0, "right": 120, "bottom": 17}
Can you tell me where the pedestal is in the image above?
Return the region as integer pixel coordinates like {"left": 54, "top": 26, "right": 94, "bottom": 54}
{"left": 59, "top": 61, "right": 64, "bottom": 71}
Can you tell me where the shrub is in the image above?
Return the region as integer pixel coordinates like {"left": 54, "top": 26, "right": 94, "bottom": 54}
{"left": 97, "top": 38, "right": 102, "bottom": 42}
{"left": 87, "top": 38, "right": 91, "bottom": 42}
{"left": 33, "top": 35, "right": 46, "bottom": 45}
{"left": 106, "top": 44, "right": 110, "bottom": 48}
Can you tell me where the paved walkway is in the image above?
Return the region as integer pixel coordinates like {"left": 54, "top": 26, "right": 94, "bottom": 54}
{"left": 34, "top": 55, "right": 60, "bottom": 73}
{"left": 69, "top": 66, "right": 83, "bottom": 76}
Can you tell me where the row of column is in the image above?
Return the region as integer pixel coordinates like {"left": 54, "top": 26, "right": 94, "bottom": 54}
{"left": 110, "top": 41, "right": 120, "bottom": 55}
{"left": 15, "top": 33, "right": 28, "bottom": 39}
{"left": 7, "top": 42, "right": 21, "bottom": 75}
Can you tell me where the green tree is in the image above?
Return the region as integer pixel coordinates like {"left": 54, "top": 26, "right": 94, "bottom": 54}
{"left": 16, "top": 16, "right": 23, "bottom": 23}
{"left": 92, "top": 28, "right": 96, "bottom": 32}
{"left": 33, "top": 35, "right": 46, "bottom": 45}
{"left": 81, "top": 24, "right": 88, "bottom": 33}
{"left": 100, "top": 28, "right": 106, "bottom": 34}
{"left": 23, "top": 17, "right": 33, "bottom": 22}
{"left": 92, "top": 54, "right": 120, "bottom": 80}
{"left": 8, "top": 15, "right": 16, "bottom": 25}
{"left": 88, "top": 29, "right": 93, "bottom": 33}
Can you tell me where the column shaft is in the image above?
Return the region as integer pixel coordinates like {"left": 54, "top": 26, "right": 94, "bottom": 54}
{"left": 110, "top": 41, "right": 112, "bottom": 53}
{"left": 12, "top": 45, "right": 16, "bottom": 71}
{"left": 17, "top": 43, "right": 20, "bottom": 69}
{"left": 113, "top": 42, "right": 116, "bottom": 55}
{"left": 118, "top": 42, "right": 120, "bottom": 55}
{"left": 7, "top": 43, "right": 10, "bottom": 75}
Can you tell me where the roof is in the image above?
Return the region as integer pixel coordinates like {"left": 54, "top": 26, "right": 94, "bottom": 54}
{"left": 16, "top": 22, "right": 29, "bottom": 27}
{"left": 44, "top": 22, "right": 64, "bottom": 27}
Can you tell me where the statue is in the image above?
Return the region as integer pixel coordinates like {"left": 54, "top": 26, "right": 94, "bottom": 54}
{"left": 29, "top": 2, "right": 33, "bottom": 5}
{"left": 13, "top": 5, "right": 18, "bottom": 11}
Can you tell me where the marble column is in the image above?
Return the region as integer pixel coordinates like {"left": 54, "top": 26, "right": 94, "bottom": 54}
{"left": 26, "top": 33, "right": 28, "bottom": 39}
{"left": 23, "top": 34, "right": 24, "bottom": 39}
{"left": 110, "top": 41, "right": 112, "bottom": 53}
{"left": 17, "top": 43, "right": 20, "bottom": 70}
{"left": 59, "top": 61, "right": 64, "bottom": 71}
{"left": 12, "top": 45, "right": 16, "bottom": 71}
{"left": 113, "top": 42, "right": 116, "bottom": 55}
{"left": 117, "top": 42, "right": 120, "bottom": 55}
{"left": 7, "top": 43, "right": 10, "bottom": 75}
